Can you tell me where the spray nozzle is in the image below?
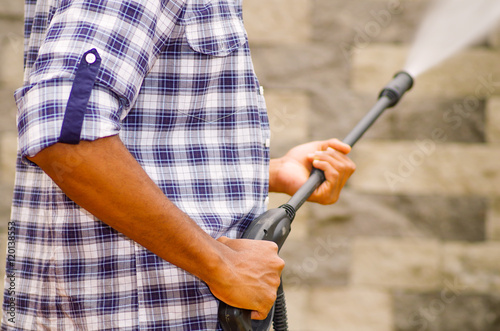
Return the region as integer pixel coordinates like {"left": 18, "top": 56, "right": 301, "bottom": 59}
{"left": 379, "top": 71, "right": 414, "bottom": 107}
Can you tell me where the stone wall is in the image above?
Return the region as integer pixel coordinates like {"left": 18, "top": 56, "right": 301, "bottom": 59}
{"left": 1, "top": 0, "right": 500, "bottom": 330}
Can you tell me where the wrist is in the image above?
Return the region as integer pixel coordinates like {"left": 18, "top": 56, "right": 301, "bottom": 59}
{"left": 198, "top": 238, "right": 235, "bottom": 293}
{"left": 269, "top": 158, "right": 284, "bottom": 193}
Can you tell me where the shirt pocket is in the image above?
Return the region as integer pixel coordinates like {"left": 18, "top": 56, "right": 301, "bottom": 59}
{"left": 184, "top": 0, "right": 247, "bottom": 57}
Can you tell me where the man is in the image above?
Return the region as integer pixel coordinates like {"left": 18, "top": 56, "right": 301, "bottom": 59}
{"left": 2, "top": 0, "right": 355, "bottom": 329}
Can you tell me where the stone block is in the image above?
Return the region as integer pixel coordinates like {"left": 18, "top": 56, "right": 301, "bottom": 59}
{"left": 250, "top": 43, "right": 342, "bottom": 85}
{"left": 0, "top": 232, "right": 6, "bottom": 310}
{"left": 439, "top": 294, "right": 500, "bottom": 331}
{"left": 352, "top": 237, "right": 441, "bottom": 290}
{"left": 280, "top": 235, "right": 350, "bottom": 288}
{"left": 281, "top": 286, "right": 309, "bottom": 330}
{"left": 394, "top": 291, "right": 500, "bottom": 331}
{"left": 486, "top": 97, "right": 500, "bottom": 144}
{"left": 376, "top": 195, "right": 486, "bottom": 242}
{"left": 486, "top": 197, "right": 500, "bottom": 241}
{"left": 313, "top": 0, "right": 429, "bottom": 64}
{"left": 309, "top": 191, "right": 486, "bottom": 242}
{"left": 0, "top": 20, "right": 24, "bottom": 89}
{"left": 351, "top": 44, "right": 500, "bottom": 98}
{"left": 0, "top": 0, "right": 24, "bottom": 18}
{"left": 0, "top": 89, "right": 17, "bottom": 133}
{"left": 394, "top": 291, "right": 442, "bottom": 331}
{"left": 0, "top": 183, "right": 13, "bottom": 228}
{"left": 309, "top": 190, "right": 431, "bottom": 239}
{"left": 0, "top": 133, "right": 16, "bottom": 226}
{"left": 487, "top": 25, "right": 500, "bottom": 49}
{"left": 265, "top": 89, "right": 310, "bottom": 157}
{"left": 243, "top": 0, "right": 311, "bottom": 45}
{"left": 306, "top": 287, "right": 392, "bottom": 331}
{"left": 443, "top": 242, "right": 500, "bottom": 294}
{"left": 349, "top": 141, "right": 500, "bottom": 196}
{"left": 363, "top": 96, "right": 485, "bottom": 143}
{"left": 1, "top": 132, "right": 17, "bottom": 185}
{"left": 251, "top": 45, "right": 363, "bottom": 141}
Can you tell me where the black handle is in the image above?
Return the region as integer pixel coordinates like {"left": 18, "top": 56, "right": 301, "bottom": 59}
{"left": 219, "top": 306, "right": 252, "bottom": 331}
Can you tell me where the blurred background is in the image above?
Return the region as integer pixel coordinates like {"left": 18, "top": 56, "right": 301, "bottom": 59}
{"left": 1, "top": 0, "right": 500, "bottom": 330}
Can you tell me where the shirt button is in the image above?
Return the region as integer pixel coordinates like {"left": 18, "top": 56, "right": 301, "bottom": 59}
{"left": 264, "top": 196, "right": 269, "bottom": 206}
{"left": 259, "top": 86, "right": 265, "bottom": 95}
{"left": 265, "top": 138, "right": 271, "bottom": 148}
{"left": 86, "top": 53, "right": 96, "bottom": 64}
{"left": 218, "top": 40, "right": 226, "bottom": 51}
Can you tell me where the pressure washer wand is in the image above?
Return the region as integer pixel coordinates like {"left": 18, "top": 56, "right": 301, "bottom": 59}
{"left": 218, "top": 71, "right": 414, "bottom": 331}
{"left": 287, "top": 71, "right": 414, "bottom": 211}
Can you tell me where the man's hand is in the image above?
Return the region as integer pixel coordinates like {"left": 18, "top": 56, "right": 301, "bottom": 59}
{"left": 208, "top": 237, "right": 285, "bottom": 320}
{"left": 269, "top": 138, "right": 356, "bottom": 204}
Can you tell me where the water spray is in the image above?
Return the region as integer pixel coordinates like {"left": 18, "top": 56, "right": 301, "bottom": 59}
{"left": 404, "top": 0, "right": 500, "bottom": 77}
{"left": 218, "top": 71, "right": 414, "bottom": 331}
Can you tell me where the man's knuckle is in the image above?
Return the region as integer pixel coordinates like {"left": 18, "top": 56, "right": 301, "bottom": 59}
{"left": 269, "top": 292, "right": 277, "bottom": 304}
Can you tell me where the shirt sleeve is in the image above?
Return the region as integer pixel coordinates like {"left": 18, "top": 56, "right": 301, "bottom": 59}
{"left": 16, "top": 0, "right": 185, "bottom": 163}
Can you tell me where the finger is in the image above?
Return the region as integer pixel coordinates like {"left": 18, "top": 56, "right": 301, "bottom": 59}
{"left": 319, "top": 155, "right": 355, "bottom": 191}
{"left": 251, "top": 310, "right": 268, "bottom": 320}
{"left": 264, "top": 240, "right": 280, "bottom": 253}
{"left": 324, "top": 147, "right": 353, "bottom": 162}
{"left": 250, "top": 291, "right": 277, "bottom": 320}
{"left": 321, "top": 138, "right": 351, "bottom": 154}
{"left": 310, "top": 160, "right": 340, "bottom": 204}
{"left": 309, "top": 149, "right": 350, "bottom": 170}
{"left": 310, "top": 154, "right": 354, "bottom": 204}
{"left": 317, "top": 149, "right": 356, "bottom": 177}
{"left": 312, "top": 150, "right": 350, "bottom": 177}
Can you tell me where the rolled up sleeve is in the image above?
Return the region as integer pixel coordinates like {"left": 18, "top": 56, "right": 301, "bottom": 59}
{"left": 16, "top": 0, "right": 184, "bottom": 162}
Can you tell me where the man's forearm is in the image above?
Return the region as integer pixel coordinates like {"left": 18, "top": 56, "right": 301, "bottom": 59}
{"left": 27, "top": 135, "right": 225, "bottom": 285}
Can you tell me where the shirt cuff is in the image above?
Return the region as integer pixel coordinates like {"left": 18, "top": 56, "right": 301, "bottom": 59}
{"left": 16, "top": 78, "right": 123, "bottom": 165}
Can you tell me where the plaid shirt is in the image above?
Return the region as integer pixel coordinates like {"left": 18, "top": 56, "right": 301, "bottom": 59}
{"left": 3, "top": 0, "right": 270, "bottom": 329}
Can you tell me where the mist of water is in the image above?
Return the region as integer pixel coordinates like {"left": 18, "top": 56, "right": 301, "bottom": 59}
{"left": 404, "top": 0, "right": 500, "bottom": 78}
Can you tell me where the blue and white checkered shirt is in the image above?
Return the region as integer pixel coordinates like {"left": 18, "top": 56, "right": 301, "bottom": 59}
{"left": 3, "top": 0, "right": 270, "bottom": 329}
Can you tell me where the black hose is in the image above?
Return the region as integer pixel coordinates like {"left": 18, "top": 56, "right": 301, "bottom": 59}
{"left": 272, "top": 282, "right": 288, "bottom": 331}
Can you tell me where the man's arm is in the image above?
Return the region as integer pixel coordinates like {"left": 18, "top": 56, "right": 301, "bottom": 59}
{"left": 28, "top": 135, "right": 284, "bottom": 320}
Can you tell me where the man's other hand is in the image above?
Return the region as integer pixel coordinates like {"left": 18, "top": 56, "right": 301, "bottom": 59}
{"left": 269, "top": 138, "right": 356, "bottom": 204}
